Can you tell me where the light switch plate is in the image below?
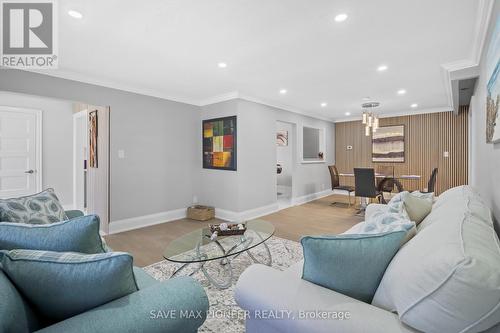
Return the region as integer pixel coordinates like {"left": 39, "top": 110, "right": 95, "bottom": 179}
{"left": 118, "top": 150, "right": 125, "bottom": 159}
{"left": 443, "top": 151, "right": 449, "bottom": 158}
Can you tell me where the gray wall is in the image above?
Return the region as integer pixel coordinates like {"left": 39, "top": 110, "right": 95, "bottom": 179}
{"left": 198, "top": 99, "right": 335, "bottom": 213}
{"left": 0, "top": 91, "right": 73, "bottom": 206}
{"left": 0, "top": 69, "right": 199, "bottom": 222}
{"left": 197, "top": 100, "right": 240, "bottom": 211}
{"left": 0, "top": 69, "right": 336, "bottom": 223}
{"left": 471, "top": 1, "right": 500, "bottom": 232}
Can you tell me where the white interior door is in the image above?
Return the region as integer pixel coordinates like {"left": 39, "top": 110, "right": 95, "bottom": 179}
{"left": 0, "top": 106, "right": 41, "bottom": 198}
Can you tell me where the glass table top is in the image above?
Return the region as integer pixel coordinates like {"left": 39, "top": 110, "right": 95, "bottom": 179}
{"left": 163, "top": 219, "right": 275, "bottom": 263}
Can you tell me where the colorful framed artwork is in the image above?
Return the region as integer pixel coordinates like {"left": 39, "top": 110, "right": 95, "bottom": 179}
{"left": 276, "top": 130, "right": 288, "bottom": 146}
{"left": 203, "top": 116, "right": 237, "bottom": 170}
{"left": 372, "top": 125, "right": 405, "bottom": 163}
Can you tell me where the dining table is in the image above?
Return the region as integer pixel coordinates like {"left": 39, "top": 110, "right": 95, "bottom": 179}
{"left": 338, "top": 172, "right": 421, "bottom": 211}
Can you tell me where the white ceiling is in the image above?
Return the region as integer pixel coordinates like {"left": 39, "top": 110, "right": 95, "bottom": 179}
{"left": 39, "top": 0, "right": 488, "bottom": 120}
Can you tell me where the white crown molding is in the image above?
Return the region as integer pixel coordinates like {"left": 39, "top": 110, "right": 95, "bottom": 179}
{"left": 16, "top": 68, "right": 201, "bottom": 106}
{"left": 198, "top": 91, "right": 241, "bottom": 106}
{"left": 333, "top": 106, "right": 453, "bottom": 123}
{"left": 15, "top": 69, "right": 335, "bottom": 123}
{"left": 471, "top": 0, "right": 495, "bottom": 64}
{"left": 439, "top": 0, "right": 494, "bottom": 112}
{"left": 238, "top": 93, "right": 336, "bottom": 122}
{"left": 199, "top": 90, "right": 335, "bottom": 123}
{"left": 14, "top": 0, "right": 495, "bottom": 125}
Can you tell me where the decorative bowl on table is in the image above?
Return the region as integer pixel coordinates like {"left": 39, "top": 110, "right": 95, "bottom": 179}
{"left": 209, "top": 222, "right": 246, "bottom": 236}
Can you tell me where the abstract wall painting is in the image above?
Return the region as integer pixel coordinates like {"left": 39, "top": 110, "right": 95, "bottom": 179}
{"left": 203, "top": 116, "right": 237, "bottom": 170}
{"left": 372, "top": 125, "right": 405, "bottom": 163}
{"left": 89, "top": 110, "right": 98, "bottom": 168}
{"left": 277, "top": 130, "right": 288, "bottom": 146}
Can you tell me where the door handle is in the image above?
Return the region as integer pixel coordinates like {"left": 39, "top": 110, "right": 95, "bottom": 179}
{"left": 24, "top": 170, "right": 34, "bottom": 174}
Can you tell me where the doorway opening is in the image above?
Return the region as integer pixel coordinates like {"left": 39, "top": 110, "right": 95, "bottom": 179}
{"left": 276, "top": 120, "right": 296, "bottom": 209}
{"left": 73, "top": 103, "right": 110, "bottom": 234}
{"left": 0, "top": 91, "right": 110, "bottom": 234}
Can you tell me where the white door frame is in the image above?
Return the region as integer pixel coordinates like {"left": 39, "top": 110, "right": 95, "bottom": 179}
{"left": 72, "top": 109, "right": 88, "bottom": 211}
{"left": 0, "top": 105, "right": 43, "bottom": 195}
{"left": 275, "top": 120, "right": 297, "bottom": 207}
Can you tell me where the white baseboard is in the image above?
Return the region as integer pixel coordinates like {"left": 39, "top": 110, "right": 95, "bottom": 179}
{"left": 106, "top": 189, "right": 343, "bottom": 234}
{"left": 215, "top": 203, "right": 280, "bottom": 222}
{"left": 108, "top": 208, "right": 186, "bottom": 235}
{"left": 292, "top": 189, "right": 335, "bottom": 205}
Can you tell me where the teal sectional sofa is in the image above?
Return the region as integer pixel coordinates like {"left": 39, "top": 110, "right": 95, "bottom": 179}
{"left": 0, "top": 210, "right": 209, "bottom": 333}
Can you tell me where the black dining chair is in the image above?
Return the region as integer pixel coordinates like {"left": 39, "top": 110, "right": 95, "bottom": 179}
{"left": 423, "top": 168, "right": 438, "bottom": 193}
{"left": 376, "top": 165, "right": 395, "bottom": 204}
{"left": 354, "top": 168, "right": 383, "bottom": 215}
{"left": 328, "top": 165, "right": 355, "bottom": 207}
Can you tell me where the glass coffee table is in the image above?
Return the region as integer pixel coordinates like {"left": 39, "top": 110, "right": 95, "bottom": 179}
{"left": 163, "top": 219, "right": 275, "bottom": 289}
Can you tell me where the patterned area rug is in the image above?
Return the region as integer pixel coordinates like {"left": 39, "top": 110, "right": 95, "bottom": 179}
{"left": 143, "top": 236, "right": 303, "bottom": 332}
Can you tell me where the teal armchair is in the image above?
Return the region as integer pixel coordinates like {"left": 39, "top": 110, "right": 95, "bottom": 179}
{"left": 37, "top": 274, "right": 209, "bottom": 333}
{"left": 0, "top": 210, "right": 210, "bottom": 332}
{"left": 1, "top": 267, "right": 209, "bottom": 333}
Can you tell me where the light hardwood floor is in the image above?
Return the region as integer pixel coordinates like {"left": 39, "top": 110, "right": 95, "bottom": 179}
{"left": 104, "top": 194, "right": 362, "bottom": 267}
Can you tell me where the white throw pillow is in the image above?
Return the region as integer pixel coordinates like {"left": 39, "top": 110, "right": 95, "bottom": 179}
{"left": 372, "top": 186, "right": 500, "bottom": 333}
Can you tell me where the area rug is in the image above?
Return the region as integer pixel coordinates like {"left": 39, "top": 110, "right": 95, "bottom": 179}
{"left": 143, "top": 236, "right": 303, "bottom": 332}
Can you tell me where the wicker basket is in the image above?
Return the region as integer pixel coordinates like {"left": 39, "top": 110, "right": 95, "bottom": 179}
{"left": 187, "top": 205, "right": 215, "bottom": 221}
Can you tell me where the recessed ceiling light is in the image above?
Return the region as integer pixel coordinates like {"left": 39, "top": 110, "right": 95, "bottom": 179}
{"left": 345, "top": 112, "right": 351, "bottom": 116}
{"left": 334, "top": 13, "right": 348, "bottom": 22}
{"left": 411, "top": 103, "right": 418, "bottom": 108}
{"left": 68, "top": 10, "right": 83, "bottom": 19}
{"left": 217, "top": 62, "right": 227, "bottom": 68}
{"left": 377, "top": 65, "right": 388, "bottom": 72}
{"left": 321, "top": 102, "right": 327, "bottom": 107}
{"left": 279, "top": 89, "right": 287, "bottom": 95}
{"left": 362, "top": 97, "right": 371, "bottom": 101}
{"left": 397, "top": 89, "right": 406, "bottom": 95}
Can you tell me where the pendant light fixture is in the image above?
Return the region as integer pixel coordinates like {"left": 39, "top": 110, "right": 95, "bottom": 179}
{"left": 361, "top": 102, "right": 380, "bottom": 136}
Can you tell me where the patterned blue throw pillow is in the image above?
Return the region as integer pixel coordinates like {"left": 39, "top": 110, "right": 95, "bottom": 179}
{"left": 0, "top": 214, "right": 106, "bottom": 254}
{"left": 1, "top": 250, "right": 139, "bottom": 320}
{"left": 0, "top": 189, "right": 68, "bottom": 224}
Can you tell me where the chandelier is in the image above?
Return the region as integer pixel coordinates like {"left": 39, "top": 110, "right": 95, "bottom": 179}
{"left": 361, "top": 102, "right": 380, "bottom": 136}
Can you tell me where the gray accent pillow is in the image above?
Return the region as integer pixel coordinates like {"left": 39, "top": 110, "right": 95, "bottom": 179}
{"left": 1, "top": 250, "right": 139, "bottom": 321}
{"left": 0, "top": 214, "right": 106, "bottom": 254}
{"left": 0, "top": 188, "right": 68, "bottom": 224}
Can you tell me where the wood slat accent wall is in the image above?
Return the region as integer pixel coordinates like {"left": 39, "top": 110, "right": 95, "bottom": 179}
{"left": 334, "top": 108, "right": 469, "bottom": 195}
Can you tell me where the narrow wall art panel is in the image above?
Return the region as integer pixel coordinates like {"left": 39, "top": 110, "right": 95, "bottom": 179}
{"left": 89, "top": 110, "right": 98, "bottom": 168}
